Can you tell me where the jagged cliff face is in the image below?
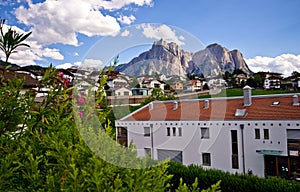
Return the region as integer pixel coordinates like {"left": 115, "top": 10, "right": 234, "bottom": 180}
{"left": 190, "top": 43, "right": 253, "bottom": 77}
{"left": 115, "top": 39, "right": 252, "bottom": 77}
{"left": 115, "top": 39, "right": 193, "bottom": 77}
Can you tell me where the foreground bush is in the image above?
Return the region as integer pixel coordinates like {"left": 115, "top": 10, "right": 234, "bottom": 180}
{"left": 0, "top": 67, "right": 222, "bottom": 191}
{"left": 0, "top": 67, "right": 173, "bottom": 191}
{"left": 167, "top": 161, "right": 300, "bottom": 192}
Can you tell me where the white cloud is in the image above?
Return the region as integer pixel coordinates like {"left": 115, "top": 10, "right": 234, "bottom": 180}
{"left": 0, "top": 0, "right": 20, "bottom": 6}
{"left": 120, "top": 29, "right": 130, "bottom": 37}
{"left": 82, "top": 58, "right": 104, "bottom": 68}
{"left": 246, "top": 54, "right": 300, "bottom": 77}
{"left": 100, "top": 0, "right": 153, "bottom": 10}
{"left": 74, "top": 61, "right": 82, "bottom": 66}
{"left": 3, "top": 49, "right": 41, "bottom": 66}
{"left": 1, "top": 0, "right": 153, "bottom": 66}
{"left": 0, "top": 24, "right": 64, "bottom": 66}
{"left": 179, "top": 35, "right": 185, "bottom": 41}
{"left": 117, "top": 15, "right": 136, "bottom": 25}
{"left": 39, "top": 48, "right": 64, "bottom": 60}
{"left": 139, "top": 24, "right": 185, "bottom": 46}
{"left": 14, "top": 0, "right": 153, "bottom": 46}
{"left": 55, "top": 63, "right": 74, "bottom": 69}
{"left": 15, "top": 0, "right": 121, "bottom": 46}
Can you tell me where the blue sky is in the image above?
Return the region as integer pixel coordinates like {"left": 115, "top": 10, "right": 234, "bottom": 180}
{"left": 0, "top": 0, "right": 300, "bottom": 76}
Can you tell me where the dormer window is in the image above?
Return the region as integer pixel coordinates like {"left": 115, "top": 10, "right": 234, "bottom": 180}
{"left": 272, "top": 101, "right": 280, "bottom": 106}
{"left": 235, "top": 108, "right": 247, "bottom": 117}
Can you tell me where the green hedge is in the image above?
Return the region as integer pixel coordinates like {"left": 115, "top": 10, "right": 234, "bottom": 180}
{"left": 167, "top": 161, "right": 300, "bottom": 192}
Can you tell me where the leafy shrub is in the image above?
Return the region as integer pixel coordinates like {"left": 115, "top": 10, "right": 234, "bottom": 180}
{"left": 167, "top": 161, "right": 300, "bottom": 192}
{"left": 0, "top": 67, "right": 172, "bottom": 191}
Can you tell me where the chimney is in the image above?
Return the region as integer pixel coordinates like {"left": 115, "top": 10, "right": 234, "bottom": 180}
{"left": 173, "top": 101, "right": 178, "bottom": 110}
{"left": 204, "top": 99, "right": 210, "bottom": 109}
{"left": 243, "top": 85, "right": 252, "bottom": 106}
{"left": 293, "top": 95, "right": 299, "bottom": 106}
{"left": 149, "top": 102, "right": 154, "bottom": 110}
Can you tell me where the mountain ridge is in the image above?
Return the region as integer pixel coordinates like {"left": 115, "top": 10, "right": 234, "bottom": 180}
{"left": 115, "top": 39, "right": 253, "bottom": 78}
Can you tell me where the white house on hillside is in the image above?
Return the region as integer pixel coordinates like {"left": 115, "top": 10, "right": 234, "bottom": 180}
{"left": 116, "top": 86, "right": 300, "bottom": 179}
{"left": 264, "top": 78, "right": 281, "bottom": 89}
{"left": 142, "top": 79, "right": 166, "bottom": 90}
{"left": 111, "top": 87, "right": 132, "bottom": 96}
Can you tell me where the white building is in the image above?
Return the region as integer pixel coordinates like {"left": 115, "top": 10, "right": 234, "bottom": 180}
{"left": 264, "top": 78, "right": 281, "bottom": 89}
{"left": 111, "top": 87, "right": 132, "bottom": 96}
{"left": 116, "top": 86, "right": 300, "bottom": 179}
{"left": 107, "top": 76, "right": 129, "bottom": 89}
{"left": 142, "top": 79, "right": 166, "bottom": 90}
{"left": 186, "top": 80, "right": 203, "bottom": 92}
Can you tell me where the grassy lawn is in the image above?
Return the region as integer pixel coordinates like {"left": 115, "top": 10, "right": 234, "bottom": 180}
{"left": 199, "top": 88, "right": 300, "bottom": 99}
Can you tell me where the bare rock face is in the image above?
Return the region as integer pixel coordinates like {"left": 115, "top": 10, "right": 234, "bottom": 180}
{"left": 190, "top": 43, "right": 253, "bottom": 77}
{"left": 230, "top": 49, "right": 252, "bottom": 74}
{"left": 116, "top": 39, "right": 192, "bottom": 78}
{"left": 115, "top": 39, "right": 252, "bottom": 78}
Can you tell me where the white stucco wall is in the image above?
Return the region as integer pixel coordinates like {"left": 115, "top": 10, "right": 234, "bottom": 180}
{"left": 116, "top": 119, "right": 300, "bottom": 177}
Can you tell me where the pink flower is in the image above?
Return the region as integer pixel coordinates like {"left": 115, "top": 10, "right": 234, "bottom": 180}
{"left": 64, "top": 84, "right": 68, "bottom": 89}
{"left": 78, "top": 111, "right": 83, "bottom": 118}
{"left": 58, "top": 72, "right": 64, "bottom": 77}
{"left": 97, "top": 104, "right": 101, "bottom": 109}
{"left": 77, "top": 97, "right": 86, "bottom": 105}
{"left": 65, "top": 79, "right": 70, "bottom": 83}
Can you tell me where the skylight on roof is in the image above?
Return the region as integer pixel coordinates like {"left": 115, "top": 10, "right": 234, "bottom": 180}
{"left": 235, "top": 108, "right": 247, "bottom": 117}
{"left": 272, "top": 101, "right": 280, "bottom": 106}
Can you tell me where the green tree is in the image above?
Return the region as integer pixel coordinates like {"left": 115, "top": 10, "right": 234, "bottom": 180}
{"left": 246, "top": 77, "right": 257, "bottom": 88}
{"left": 233, "top": 69, "right": 246, "bottom": 75}
{"left": 203, "top": 83, "right": 209, "bottom": 90}
{"left": 223, "top": 71, "right": 231, "bottom": 81}
{"left": 240, "top": 80, "right": 245, "bottom": 88}
{"left": 292, "top": 71, "right": 300, "bottom": 77}
{"left": 0, "top": 18, "right": 32, "bottom": 65}
{"left": 131, "top": 77, "right": 140, "bottom": 88}
{"left": 253, "top": 73, "right": 263, "bottom": 88}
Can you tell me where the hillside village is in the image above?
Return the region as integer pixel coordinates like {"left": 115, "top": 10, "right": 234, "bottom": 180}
{"left": 2, "top": 61, "right": 300, "bottom": 104}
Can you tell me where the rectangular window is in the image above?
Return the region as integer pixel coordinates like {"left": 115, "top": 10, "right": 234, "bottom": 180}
{"left": 264, "top": 129, "right": 269, "bottom": 140}
{"left": 167, "top": 127, "right": 170, "bottom": 136}
{"left": 201, "top": 127, "right": 209, "bottom": 139}
{"left": 178, "top": 127, "right": 182, "bottom": 137}
{"left": 117, "top": 127, "right": 127, "bottom": 137}
{"left": 117, "top": 127, "right": 122, "bottom": 136}
{"left": 255, "top": 129, "right": 260, "bottom": 139}
{"left": 144, "top": 127, "right": 150, "bottom": 137}
{"left": 231, "top": 130, "right": 239, "bottom": 169}
{"left": 172, "top": 127, "right": 176, "bottom": 136}
{"left": 202, "top": 153, "right": 211, "bottom": 166}
{"left": 144, "top": 148, "right": 151, "bottom": 156}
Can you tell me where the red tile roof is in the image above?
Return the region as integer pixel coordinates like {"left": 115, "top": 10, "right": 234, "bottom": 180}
{"left": 122, "top": 94, "right": 300, "bottom": 121}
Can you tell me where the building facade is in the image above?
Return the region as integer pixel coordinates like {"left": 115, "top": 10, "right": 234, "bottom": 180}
{"left": 264, "top": 78, "right": 281, "bottom": 89}
{"left": 116, "top": 87, "right": 300, "bottom": 179}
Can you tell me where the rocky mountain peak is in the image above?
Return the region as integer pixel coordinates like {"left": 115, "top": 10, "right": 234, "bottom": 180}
{"left": 153, "top": 38, "right": 168, "bottom": 47}
{"left": 152, "top": 38, "right": 180, "bottom": 57}
{"left": 115, "top": 40, "right": 252, "bottom": 78}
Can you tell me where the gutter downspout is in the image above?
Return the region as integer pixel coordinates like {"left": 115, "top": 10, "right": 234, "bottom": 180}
{"left": 150, "top": 124, "right": 154, "bottom": 159}
{"left": 240, "top": 124, "right": 246, "bottom": 174}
